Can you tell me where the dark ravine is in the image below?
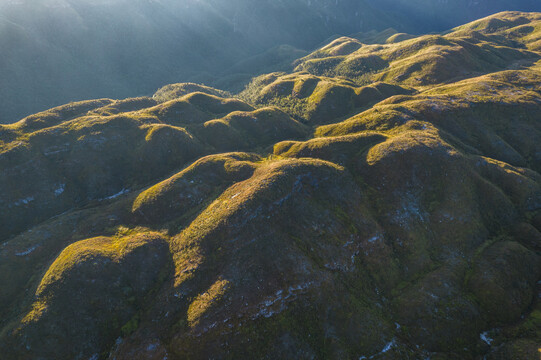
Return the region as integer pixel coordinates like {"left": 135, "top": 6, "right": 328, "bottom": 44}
{"left": 0, "top": 11, "right": 540, "bottom": 360}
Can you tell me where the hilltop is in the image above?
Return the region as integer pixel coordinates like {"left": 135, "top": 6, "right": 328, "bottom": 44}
{"left": 0, "top": 11, "right": 540, "bottom": 360}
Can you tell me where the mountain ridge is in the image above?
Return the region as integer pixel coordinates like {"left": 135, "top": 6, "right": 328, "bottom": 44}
{"left": 1, "top": 1, "right": 541, "bottom": 123}
{"left": 0, "top": 10, "right": 541, "bottom": 360}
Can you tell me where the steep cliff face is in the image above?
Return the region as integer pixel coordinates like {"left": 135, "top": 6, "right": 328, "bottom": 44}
{"left": 0, "top": 11, "right": 540, "bottom": 360}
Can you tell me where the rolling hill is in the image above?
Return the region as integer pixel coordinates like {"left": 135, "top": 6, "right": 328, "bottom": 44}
{"left": 1, "top": 0, "right": 541, "bottom": 123}
{"left": 0, "top": 10, "right": 540, "bottom": 360}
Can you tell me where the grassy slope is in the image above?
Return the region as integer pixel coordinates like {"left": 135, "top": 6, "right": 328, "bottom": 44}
{"left": 0, "top": 11, "right": 541, "bottom": 360}
{"left": 0, "top": 89, "right": 307, "bottom": 240}
{"left": 290, "top": 12, "right": 541, "bottom": 88}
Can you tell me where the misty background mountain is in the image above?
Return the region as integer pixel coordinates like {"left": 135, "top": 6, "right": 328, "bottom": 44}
{"left": 1, "top": 0, "right": 540, "bottom": 123}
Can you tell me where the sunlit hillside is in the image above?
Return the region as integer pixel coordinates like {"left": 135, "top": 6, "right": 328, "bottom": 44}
{"left": 1, "top": 0, "right": 540, "bottom": 123}
{"left": 0, "top": 9, "right": 540, "bottom": 359}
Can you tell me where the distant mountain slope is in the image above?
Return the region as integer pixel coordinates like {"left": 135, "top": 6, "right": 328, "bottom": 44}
{"left": 289, "top": 12, "right": 541, "bottom": 87}
{"left": 1, "top": 0, "right": 541, "bottom": 123}
{"left": 0, "top": 11, "right": 541, "bottom": 360}
{"left": 241, "top": 12, "right": 541, "bottom": 128}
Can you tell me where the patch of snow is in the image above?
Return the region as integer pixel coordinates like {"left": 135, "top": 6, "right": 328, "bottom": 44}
{"left": 104, "top": 189, "right": 130, "bottom": 200}
{"left": 362, "top": 339, "right": 397, "bottom": 360}
{"left": 14, "top": 196, "right": 35, "bottom": 206}
{"left": 391, "top": 189, "right": 427, "bottom": 229}
{"left": 231, "top": 192, "right": 240, "bottom": 199}
{"left": 324, "top": 261, "right": 351, "bottom": 271}
{"left": 480, "top": 331, "right": 493, "bottom": 346}
{"left": 54, "top": 184, "right": 66, "bottom": 196}
{"left": 351, "top": 249, "right": 360, "bottom": 264}
{"left": 15, "top": 245, "right": 38, "bottom": 256}
{"left": 252, "top": 281, "right": 316, "bottom": 320}
{"left": 381, "top": 339, "right": 396, "bottom": 353}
